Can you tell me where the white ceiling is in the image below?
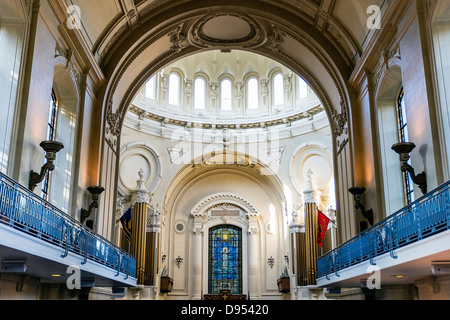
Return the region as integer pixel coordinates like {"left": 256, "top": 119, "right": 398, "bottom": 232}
{"left": 66, "top": 0, "right": 387, "bottom": 67}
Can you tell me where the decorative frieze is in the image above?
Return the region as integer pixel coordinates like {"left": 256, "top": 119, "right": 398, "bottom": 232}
{"left": 106, "top": 101, "right": 122, "bottom": 137}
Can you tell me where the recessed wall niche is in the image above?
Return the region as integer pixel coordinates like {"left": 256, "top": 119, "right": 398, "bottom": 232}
{"left": 119, "top": 142, "right": 162, "bottom": 195}
{"left": 289, "top": 144, "right": 334, "bottom": 206}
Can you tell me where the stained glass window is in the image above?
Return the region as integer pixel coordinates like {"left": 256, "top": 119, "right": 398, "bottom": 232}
{"left": 208, "top": 225, "right": 242, "bottom": 294}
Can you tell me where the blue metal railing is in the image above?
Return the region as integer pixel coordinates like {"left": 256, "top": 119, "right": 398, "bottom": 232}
{"left": 318, "top": 180, "right": 450, "bottom": 279}
{"left": 0, "top": 172, "right": 136, "bottom": 280}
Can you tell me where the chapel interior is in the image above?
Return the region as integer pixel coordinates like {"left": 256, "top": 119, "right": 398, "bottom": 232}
{"left": 1, "top": 0, "right": 450, "bottom": 301}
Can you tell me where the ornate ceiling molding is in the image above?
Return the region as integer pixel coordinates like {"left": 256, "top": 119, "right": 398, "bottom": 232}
{"left": 101, "top": 4, "right": 352, "bottom": 157}
{"left": 188, "top": 13, "right": 266, "bottom": 51}
{"left": 126, "top": 103, "right": 326, "bottom": 130}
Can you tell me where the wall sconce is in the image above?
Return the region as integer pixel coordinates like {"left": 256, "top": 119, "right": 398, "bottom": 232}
{"left": 176, "top": 256, "right": 183, "bottom": 269}
{"left": 162, "top": 254, "right": 167, "bottom": 263}
{"left": 268, "top": 256, "right": 275, "bottom": 269}
{"left": 29, "top": 141, "right": 64, "bottom": 192}
{"left": 391, "top": 142, "right": 427, "bottom": 194}
{"left": 348, "top": 187, "right": 374, "bottom": 227}
{"left": 80, "top": 186, "right": 105, "bottom": 224}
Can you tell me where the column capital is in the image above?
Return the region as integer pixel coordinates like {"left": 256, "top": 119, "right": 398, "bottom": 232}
{"left": 248, "top": 215, "right": 259, "bottom": 235}
{"left": 193, "top": 222, "right": 204, "bottom": 235}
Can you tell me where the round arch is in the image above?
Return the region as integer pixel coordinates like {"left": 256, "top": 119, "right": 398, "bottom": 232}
{"left": 160, "top": 150, "right": 288, "bottom": 298}
{"left": 375, "top": 62, "right": 405, "bottom": 217}
{"left": 94, "top": 2, "right": 357, "bottom": 243}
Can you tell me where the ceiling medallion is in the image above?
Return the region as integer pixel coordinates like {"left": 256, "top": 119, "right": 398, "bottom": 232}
{"left": 189, "top": 13, "right": 266, "bottom": 50}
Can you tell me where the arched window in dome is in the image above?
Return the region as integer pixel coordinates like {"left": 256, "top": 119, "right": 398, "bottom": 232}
{"left": 168, "top": 72, "right": 181, "bottom": 106}
{"left": 221, "top": 79, "right": 232, "bottom": 111}
{"left": 298, "top": 76, "right": 308, "bottom": 99}
{"left": 247, "top": 77, "right": 259, "bottom": 109}
{"left": 194, "top": 77, "right": 206, "bottom": 109}
{"left": 145, "top": 75, "right": 156, "bottom": 100}
{"left": 273, "top": 73, "right": 284, "bottom": 106}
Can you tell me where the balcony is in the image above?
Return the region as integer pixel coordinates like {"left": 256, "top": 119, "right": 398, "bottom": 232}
{"left": 317, "top": 181, "right": 450, "bottom": 288}
{"left": 0, "top": 172, "right": 136, "bottom": 289}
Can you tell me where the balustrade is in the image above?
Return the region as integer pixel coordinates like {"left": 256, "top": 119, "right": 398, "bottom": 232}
{"left": 0, "top": 172, "right": 136, "bottom": 279}
{"left": 318, "top": 181, "right": 450, "bottom": 279}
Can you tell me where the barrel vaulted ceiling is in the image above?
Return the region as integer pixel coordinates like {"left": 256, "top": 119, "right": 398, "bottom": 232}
{"left": 68, "top": 0, "right": 385, "bottom": 68}
{"left": 55, "top": 0, "right": 390, "bottom": 143}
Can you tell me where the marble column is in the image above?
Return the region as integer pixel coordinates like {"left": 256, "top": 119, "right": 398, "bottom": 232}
{"left": 290, "top": 207, "right": 304, "bottom": 287}
{"left": 247, "top": 213, "right": 259, "bottom": 299}
{"left": 145, "top": 202, "right": 160, "bottom": 286}
{"left": 303, "top": 169, "right": 319, "bottom": 285}
{"left": 191, "top": 213, "right": 203, "bottom": 300}
{"left": 130, "top": 169, "right": 150, "bottom": 285}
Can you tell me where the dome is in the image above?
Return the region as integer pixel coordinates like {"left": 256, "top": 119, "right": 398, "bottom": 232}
{"left": 126, "top": 50, "right": 328, "bottom": 136}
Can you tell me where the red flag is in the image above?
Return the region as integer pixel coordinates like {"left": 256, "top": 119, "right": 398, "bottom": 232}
{"left": 317, "top": 210, "right": 330, "bottom": 248}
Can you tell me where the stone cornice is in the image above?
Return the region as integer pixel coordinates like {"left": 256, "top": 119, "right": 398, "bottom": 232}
{"left": 349, "top": 0, "right": 412, "bottom": 93}
{"left": 126, "top": 103, "right": 326, "bottom": 131}
{"left": 48, "top": 0, "right": 105, "bottom": 89}
{"left": 191, "top": 193, "right": 259, "bottom": 216}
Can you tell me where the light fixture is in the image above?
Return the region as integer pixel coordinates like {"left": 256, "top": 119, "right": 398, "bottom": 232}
{"left": 176, "top": 256, "right": 183, "bottom": 269}
{"left": 29, "top": 140, "right": 64, "bottom": 192}
{"left": 268, "top": 256, "right": 275, "bottom": 269}
{"left": 431, "top": 261, "right": 450, "bottom": 275}
{"left": 348, "top": 187, "right": 374, "bottom": 227}
{"left": 1, "top": 260, "right": 28, "bottom": 273}
{"left": 80, "top": 186, "right": 105, "bottom": 224}
{"left": 391, "top": 142, "right": 427, "bottom": 194}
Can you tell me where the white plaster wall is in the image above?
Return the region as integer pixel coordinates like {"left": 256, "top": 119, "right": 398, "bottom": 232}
{"left": 18, "top": 14, "right": 57, "bottom": 189}
{"left": 119, "top": 111, "right": 334, "bottom": 299}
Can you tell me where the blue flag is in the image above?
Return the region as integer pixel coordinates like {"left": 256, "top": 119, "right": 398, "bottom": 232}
{"left": 120, "top": 207, "right": 132, "bottom": 242}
